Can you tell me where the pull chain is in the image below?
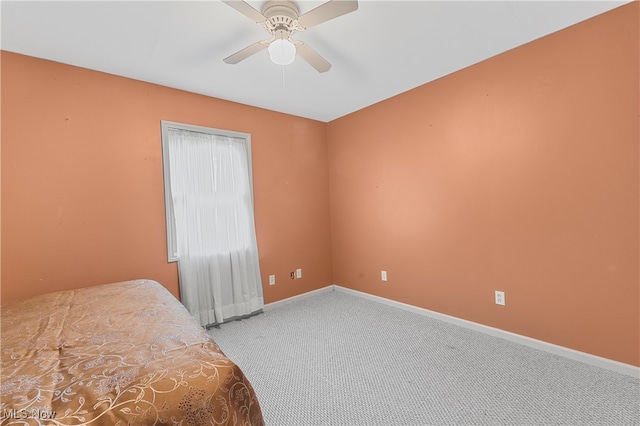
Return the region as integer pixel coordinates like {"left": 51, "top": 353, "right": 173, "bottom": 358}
{"left": 282, "top": 66, "right": 286, "bottom": 88}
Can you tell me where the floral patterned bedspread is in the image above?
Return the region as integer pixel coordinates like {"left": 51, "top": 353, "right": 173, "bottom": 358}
{"left": 0, "top": 280, "right": 264, "bottom": 426}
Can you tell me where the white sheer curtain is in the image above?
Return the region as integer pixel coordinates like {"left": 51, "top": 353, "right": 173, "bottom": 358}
{"left": 166, "top": 127, "right": 263, "bottom": 326}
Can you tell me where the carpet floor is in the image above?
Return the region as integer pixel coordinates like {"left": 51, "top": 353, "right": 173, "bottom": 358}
{"left": 208, "top": 289, "right": 639, "bottom": 426}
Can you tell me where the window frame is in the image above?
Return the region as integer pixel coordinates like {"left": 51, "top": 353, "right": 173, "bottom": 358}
{"left": 160, "top": 120, "right": 254, "bottom": 262}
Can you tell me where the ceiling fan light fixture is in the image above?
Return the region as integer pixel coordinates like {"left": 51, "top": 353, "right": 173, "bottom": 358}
{"left": 223, "top": 0, "right": 358, "bottom": 72}
{"left": 268, "top": 38, "right": 296, "bottom": 65}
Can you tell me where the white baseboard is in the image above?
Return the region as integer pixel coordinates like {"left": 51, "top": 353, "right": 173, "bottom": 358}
{"left": 333, "top": 285, "right": 639, "bottom": 378}
{"left": 264, "top": 285, "right": 334, "bottom": 310}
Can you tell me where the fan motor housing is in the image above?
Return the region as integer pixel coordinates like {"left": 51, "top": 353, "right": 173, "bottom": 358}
{"left": 261, "top": 1, "right": 300, "bottom": 32}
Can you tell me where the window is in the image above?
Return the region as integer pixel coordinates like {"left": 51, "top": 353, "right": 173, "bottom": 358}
{"left": 160, "top": 120, "right": 263, "bottom": 325}
{"left": 160, "top": 121, "right": 256, "bottom": 262}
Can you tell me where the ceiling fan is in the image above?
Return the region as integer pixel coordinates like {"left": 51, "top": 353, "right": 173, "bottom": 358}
{"left": 222, "top": 0, "right": 358, "bottom": 73}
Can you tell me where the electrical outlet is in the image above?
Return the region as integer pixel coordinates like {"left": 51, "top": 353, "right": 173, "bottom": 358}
{"left": 269, "top": 275, "right": 276, "bottom": 286}
{"left": 296, "top": 268, "right": 302, "bottom": 279}
{"left": 381, "top": 270, "right": 388, "bottom": 281}
{"left": 495, "top": 290, "right": 505, "bottom": 306}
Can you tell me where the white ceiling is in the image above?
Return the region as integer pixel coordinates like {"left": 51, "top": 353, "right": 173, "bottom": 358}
{"left": 1, "top": 0, "right": 630, "bottom": 122}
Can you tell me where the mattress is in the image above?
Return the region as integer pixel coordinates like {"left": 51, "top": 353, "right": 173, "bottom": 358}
{"left": 0, "top": 279, "right": 264, "bottom": 425}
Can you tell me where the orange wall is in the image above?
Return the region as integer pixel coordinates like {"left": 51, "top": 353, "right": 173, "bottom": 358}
{"left": 1, "top": 51, "right": 332, "bottom": 304}
{"left": 327, "top": 3, "right": 639, "bottom": 366}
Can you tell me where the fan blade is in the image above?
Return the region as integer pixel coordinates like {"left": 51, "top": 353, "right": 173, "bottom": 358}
{"left": 221, "top": 0, "right": 266, "bottom": 23}
{"left": 297, "top": 0, "right": 358, "bottom": 29}
{"left": 224, "top": 41, "right": 268, "bottom": 64}
{"left": 296, "top": 43, "right": 331, "bottom": 73}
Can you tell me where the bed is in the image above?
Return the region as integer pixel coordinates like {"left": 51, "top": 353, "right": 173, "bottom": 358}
{"left": 0, "top": 279, "right": 264, "bottom": 425}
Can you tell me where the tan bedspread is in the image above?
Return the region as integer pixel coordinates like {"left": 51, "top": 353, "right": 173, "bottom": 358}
{"left": 0, "top": 280, "right": 264, "bottom": 426}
